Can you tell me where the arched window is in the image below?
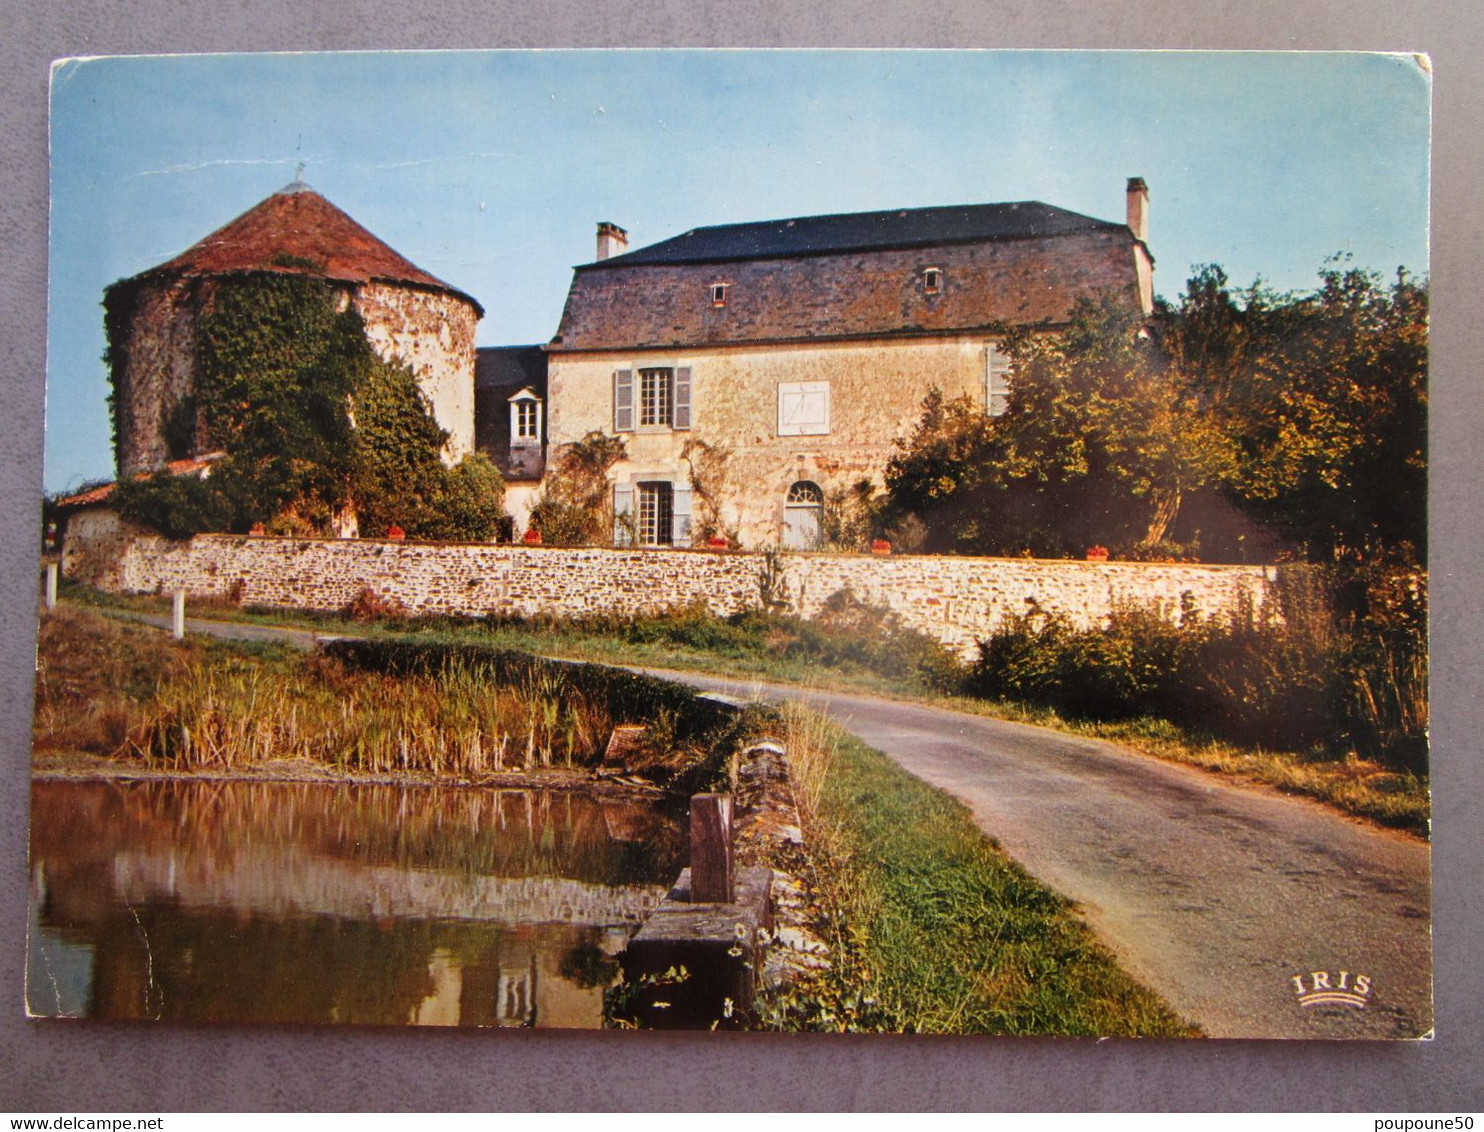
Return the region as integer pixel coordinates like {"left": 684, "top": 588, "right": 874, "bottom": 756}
{"left": 783, "top": 481, "right": 825, "bottom": 550}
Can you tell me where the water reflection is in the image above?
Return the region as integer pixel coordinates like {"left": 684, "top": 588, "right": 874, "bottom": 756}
{"left": 29, "top": 780, "right": 684, "bottom": 1028}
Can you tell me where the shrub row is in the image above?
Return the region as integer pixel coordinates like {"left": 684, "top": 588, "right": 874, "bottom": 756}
{"left": 510, "top": 589, "right": 967, "bottom": 693}
{"left": 969, "top": 566, "right": 1427, "bottom": 771}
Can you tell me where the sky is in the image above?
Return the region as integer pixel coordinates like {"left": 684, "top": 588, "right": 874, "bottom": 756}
{"left": 45, "top": 50, "right": 1432, "bottom": 494}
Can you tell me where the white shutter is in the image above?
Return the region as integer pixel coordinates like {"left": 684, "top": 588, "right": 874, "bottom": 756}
{"left": 613, "top": 369, "right": 634, "bottom": 432}
{"left": 673, "top": 366, "right": 692, "bottom": 430}
{"left": 778, "top": 382, "right": 830, "bottom": 436}
{"left": 612, "top": 483, "right": 634, "bottom": 546}
{"left": 671, "top": 485, "right": 692, "bottom": 545}
{"left": 987, "top": 345, "right": 1012, "bottom": 417}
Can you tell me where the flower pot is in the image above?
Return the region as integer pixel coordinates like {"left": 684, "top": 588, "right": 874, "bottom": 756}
{"left": 523, "top": 529, "right": 543, "bottom": 546}
{"left": 871, "top": 539, "right": 892, "bottom": 556}
{"left": 386, "top": 525, "right": 406, "bottom": 541}
{"left": 1085, "top": 546, "right": 1108, "bottom": 562}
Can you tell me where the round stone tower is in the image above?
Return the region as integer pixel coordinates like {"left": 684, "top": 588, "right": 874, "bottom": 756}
{"left": 104, "top": 181, "right": 482, "bottom": 475}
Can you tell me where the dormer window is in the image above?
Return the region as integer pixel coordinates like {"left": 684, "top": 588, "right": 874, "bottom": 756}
{"left": 508, "top": 387, "right": 543, "bottom": 447}
{"left": 710, "top": 282, "right": 729, "bottom": 307}
{"left": 922, "top": 267, "right": 943, "bottom": 294}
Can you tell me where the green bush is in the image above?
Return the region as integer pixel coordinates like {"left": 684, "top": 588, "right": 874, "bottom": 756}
{"left": 969, "top": 565, "right": 1427, "bottom": 768}
{"left": 114, "top": 471, "right": 235, "bottom": 540}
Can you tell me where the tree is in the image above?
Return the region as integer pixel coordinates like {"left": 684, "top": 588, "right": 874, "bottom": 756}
{"left": 885, "top": 263, "right": 1427, "bottom": 565}
{"left": 881, "top": 388, "right": 1004, "bottom": 555}
{"left": 527, "top": 432, "right": 627, "bottom": 545}
{"left": 885, "top": 298, "right": 1218, "bottom": 557}
{"left": 1169, "top": 262, "right": 1427, "bottom": 562}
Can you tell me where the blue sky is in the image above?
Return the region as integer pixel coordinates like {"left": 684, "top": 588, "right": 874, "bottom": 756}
{"left": 45, "top": 50, "right": 1431, "bottom": 493}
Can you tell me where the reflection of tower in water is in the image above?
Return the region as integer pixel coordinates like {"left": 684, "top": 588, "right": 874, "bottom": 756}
{"left": 408, "top": 942, "right": 541, "bottom": 1027}
{"left": 495, "top": 947, "right": 539, "bottom": 1027}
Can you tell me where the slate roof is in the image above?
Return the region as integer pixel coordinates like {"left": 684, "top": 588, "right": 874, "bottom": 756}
{"left": 475, "top": 345, "right": 548, "bottom": 396}
{"left": 474, "top": 346, "right": 548, "bottom": 481}
{"left": 553, "top": 198, "right": 1148, "bottom": 351}
{"left": 115, "top": 183, "right": 483, "bottom": 315}
{"left": 584, "top": 200, "right": 1126, "bottom": 268}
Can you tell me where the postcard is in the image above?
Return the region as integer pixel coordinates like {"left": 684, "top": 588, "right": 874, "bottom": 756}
{"left": 31, "top": 50, "right": 1431, "bottom": 1037}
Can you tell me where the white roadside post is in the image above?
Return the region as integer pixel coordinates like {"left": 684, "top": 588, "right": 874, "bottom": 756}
{"left": 43, "top": 561, "right": 58, "bottom": 610}
{"left": 172, "top": 589, "right": 186, "bottom": 640}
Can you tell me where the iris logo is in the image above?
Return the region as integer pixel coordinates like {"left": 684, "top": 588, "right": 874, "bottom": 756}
{"left": 1291, "top": 969, "right": 1372, "bottom": 1009}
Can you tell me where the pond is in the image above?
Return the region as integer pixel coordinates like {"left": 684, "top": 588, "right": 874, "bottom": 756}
{"left": 27, "top": 779, "right": 686, "bottom": 1028}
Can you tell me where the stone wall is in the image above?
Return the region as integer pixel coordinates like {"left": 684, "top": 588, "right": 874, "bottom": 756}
{"left": 108, "top": 276, "right": 204, "bottom": 474}
{"left": 68, "top": 525, "right": 1274, "bottom": 659}
{"left": 356, "top": 282, "right": 479, "bottom": 462}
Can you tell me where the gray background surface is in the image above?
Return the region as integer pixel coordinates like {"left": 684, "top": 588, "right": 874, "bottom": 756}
{"left": 3, "top": 0, "right": 1480, "bottom": 1112}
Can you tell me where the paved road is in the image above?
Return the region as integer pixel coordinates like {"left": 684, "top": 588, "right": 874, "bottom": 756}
{"left": 117, "top": 610, "right": 1433, "bottom": 1038}
{"left": 639, "top": 670, "right": 1433, "bottom": 1040}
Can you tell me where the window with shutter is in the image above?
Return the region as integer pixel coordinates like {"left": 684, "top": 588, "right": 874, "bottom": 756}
{"left": 777, "top": 381, "right": 830, "bottom": 436}
{"left": 613, "top": 369, "right": 634, "bottom": 432}
{"left": 635, "top": 482, "right": 674, "bottom": 546}
{"left": 639, "top": 367, "right": 673, "bottom": 427}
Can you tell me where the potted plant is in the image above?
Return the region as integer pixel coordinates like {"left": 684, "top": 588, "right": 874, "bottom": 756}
{"left": 871, "top": 539, "right": 892, "bottom": 556}
{"left": 386, "top": 524, "right": 406, "bottom": 541}
{"left": 1085, "top": 545, "right": 1109, "bottom": 562}
{"left": 523, "top": 528, "right": 543, "bottom": 546}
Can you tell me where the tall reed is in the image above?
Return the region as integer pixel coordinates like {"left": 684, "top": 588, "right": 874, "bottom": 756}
{"left": 121, "top": 653, "right": 616, "bottom": 774}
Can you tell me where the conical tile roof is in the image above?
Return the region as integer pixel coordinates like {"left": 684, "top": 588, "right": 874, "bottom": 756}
{"left": 123, "top": 182, "right": 482, "bottom": 314}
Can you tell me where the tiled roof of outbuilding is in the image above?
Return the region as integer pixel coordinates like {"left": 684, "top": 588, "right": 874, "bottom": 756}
{"left": 584, "top": 201, "right": 1125, "bottom": 268}
{"left": 52, "top": 453, "right": 226, "bottom": 512}
{"left": 116, "top": 183, "right": 483, "bottom": 315}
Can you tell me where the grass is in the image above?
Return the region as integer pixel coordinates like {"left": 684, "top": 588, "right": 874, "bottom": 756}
{"left": 56, "top": 579, "right": 1430, "bottom": 837}
{"left": 756, "top": 705, "right": 1198, "bottom": 1036}
{"left": 33, "top": 604, "right": 724, "bottom": 784}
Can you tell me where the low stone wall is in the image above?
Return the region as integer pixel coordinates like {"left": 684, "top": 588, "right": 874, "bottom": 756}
{"left": 64, "top": 520, "right": 1274, "bottom": 658}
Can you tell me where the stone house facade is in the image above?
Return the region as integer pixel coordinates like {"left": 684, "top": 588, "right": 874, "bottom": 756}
{"left": 536, "top": 178, "right": 1155, "bottom": 548}
{"left": 104, "top": 180, "right": 482, "bottom": 476}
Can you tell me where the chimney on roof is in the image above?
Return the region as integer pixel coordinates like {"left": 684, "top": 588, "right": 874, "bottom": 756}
{"left": 596, "top": 222, "right": 629, "bottom": 261}
{"left": 1126, "top": 177, "right": 1149, "bottom": 243}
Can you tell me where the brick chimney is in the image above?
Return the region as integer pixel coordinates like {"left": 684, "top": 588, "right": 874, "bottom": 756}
{"left": 1126, "top": 177, "right": 1149, "bottom": 243}
{"left": 596, "top": 222, "right": 629, "bottom": 261}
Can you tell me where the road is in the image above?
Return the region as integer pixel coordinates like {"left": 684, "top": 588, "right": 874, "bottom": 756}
{"left": 117, "top": 609, "right": 1434, "bottom": 1038}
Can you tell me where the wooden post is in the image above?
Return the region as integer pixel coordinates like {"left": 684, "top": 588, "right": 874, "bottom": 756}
{"left": 43, "top": 562, "right": 58, "bottom": 611}
{"left": 689, "top": 793, "right": 734, "bottom": 903}
{"left": 172, "top": 589, "right": 186, "bottom": 640}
